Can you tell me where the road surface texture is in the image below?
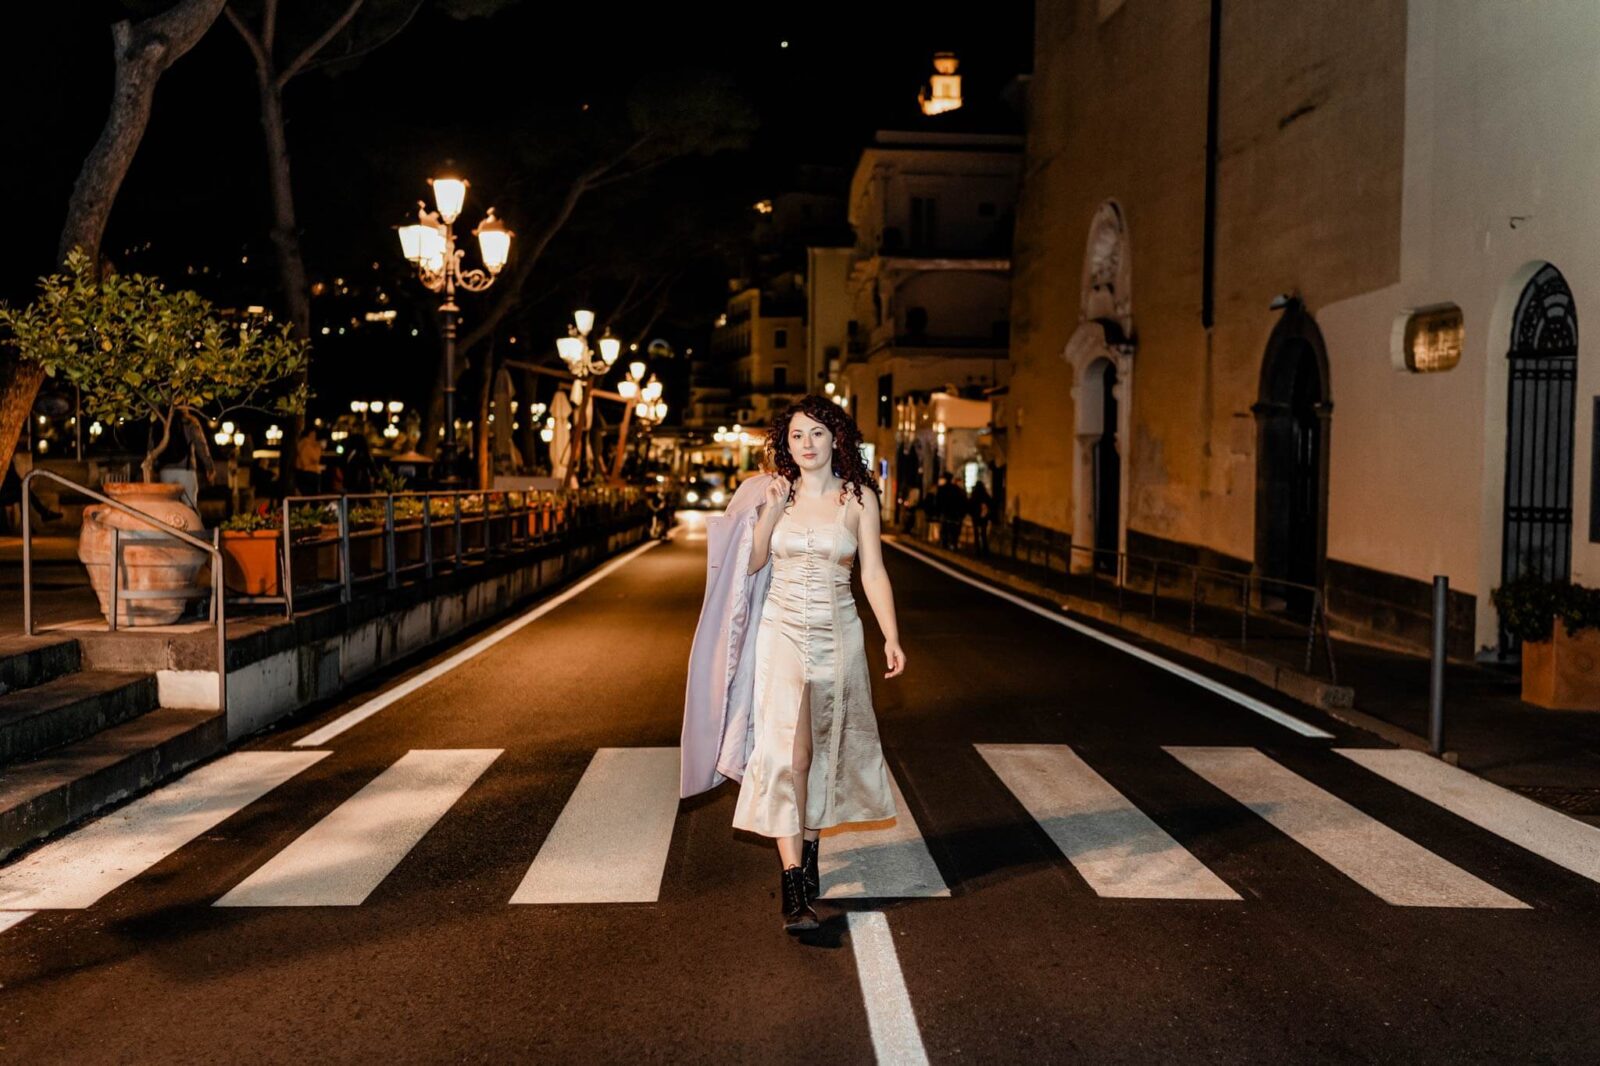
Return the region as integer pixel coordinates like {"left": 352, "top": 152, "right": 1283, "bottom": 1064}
{"left": 2, "top": 515, "right": 1598, "bottom": 1063}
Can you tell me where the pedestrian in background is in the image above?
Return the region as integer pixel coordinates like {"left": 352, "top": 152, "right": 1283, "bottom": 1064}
{"left": 937, "top": 473, "right": 968, "bottom": 550}
{"left": 343, "top": 434, "right": 377, "bottom": 496}
{"left": 969, "top": 480, "right": 994, "bottom": 557}
{"left": 900, "top": 484, "right": 921, "bottom": 533}
{"left": 294, "top": 426, "right": 323, "bottom": 497}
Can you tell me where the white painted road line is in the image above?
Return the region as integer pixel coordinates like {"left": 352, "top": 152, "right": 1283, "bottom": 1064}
{"left": 1340, "top": 747, "right": 1600, "bottom": 885}
{"left": 0, "top": 751, "right": 328, "bottom": 910}
{"left": 849, "top": 911, "right": 930, "bottom": 1066}
{"left": 978, "top": 743, "right": 1239, "bottom": 900}
{"left": 1169, "top": 747, "right": 1526, "bottom": 908}
{"left": 0, "top": 911, "right": 33, "bottom": 934}
{"left": 821, "top": 768, "right": 950, "bottom": 899}
{"left": 295, "top": 538, "right": 663, "bottom": 747}
{"left": 216, "top": 749, "right": 501, "bottom": 907}
{"left": 885, "top": 538, "right": 1334, "bottom": 739}
{"left": 511, "top": 747, "right": 681, "bottom": 904}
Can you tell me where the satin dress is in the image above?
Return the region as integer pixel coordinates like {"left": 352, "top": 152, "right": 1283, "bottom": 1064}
{"left": 731, "top": 494, "right": 896, "bottom": 838}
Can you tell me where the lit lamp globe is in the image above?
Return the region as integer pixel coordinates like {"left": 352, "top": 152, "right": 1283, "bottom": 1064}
{"left": 429, "top": 175, "right": 468, "bottom": 224}
{"left": 628, "top": 360, "right": 647, "bottom": 382}
{"left": 397, "top": 217, "right": 447, "bottom": 269}
{"left": 635, "top": 401, "right": 650, "bottom": 418}
{"left": 598, "top": 333, "right": 621, "bottom": 366}
{"left": 618, "top": 379, "right": 639, "bottom": 400}
{"left": 644, "top": 378, "right": 663, "bottom": 403}
{"left": 573, "top": 309, "right": 596, "bottom": 336}
{"left": 556, "top": 335, "right": 585, "bottom": 366}
{"left": 473, "top": 208, "right": 513, "bottom": 273}
{"left": 652, "top": 401, "right": 667, "bottom": 421}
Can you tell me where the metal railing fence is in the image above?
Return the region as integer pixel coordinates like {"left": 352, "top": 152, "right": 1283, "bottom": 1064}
{"left": 236, "top": 486, "right": 646, "bottom": 615}
{"left": 901, "top": 510, "right": 1337, "bottom": 682}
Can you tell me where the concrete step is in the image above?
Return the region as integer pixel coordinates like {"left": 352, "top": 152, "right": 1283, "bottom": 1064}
{"left": 0, "top": 635, "right": 82, "bottom": 696}
{"left": 0, "top": 671, "right": 159, "bottom": 766}
{"left": 0, "top": 706, "right": 226, "bottom": 862}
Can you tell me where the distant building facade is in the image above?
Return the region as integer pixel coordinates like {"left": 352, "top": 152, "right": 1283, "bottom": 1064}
{"left": 833, "top": 109, "right": 1023, "bottom": 514}
{"left": 1007, "top": 0, "right": 1600, "bottom": 657}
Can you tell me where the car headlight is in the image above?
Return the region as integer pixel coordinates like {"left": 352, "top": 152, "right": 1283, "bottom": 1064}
{"left": 710, "top": 489, "right": 726, "bottom": 504}
{"left": 686, "top": 490, "right": 700, "bottom": 503}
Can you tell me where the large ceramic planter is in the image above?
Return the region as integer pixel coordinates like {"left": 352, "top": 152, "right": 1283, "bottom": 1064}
{"left": 221, "top": 529, "right": 282, "bottom": 596}
{"left": 1521, "top": 624, "right": 1600, "bottom": 710}
{"left": 78, "top": 481, "right": 208, "bottom": 626}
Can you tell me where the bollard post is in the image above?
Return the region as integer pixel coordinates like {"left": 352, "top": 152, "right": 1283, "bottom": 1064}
{"left": 1430, "top": 574, "right": 1448, "bottom": 756}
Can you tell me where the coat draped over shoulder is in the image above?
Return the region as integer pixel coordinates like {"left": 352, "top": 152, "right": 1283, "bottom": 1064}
{"left": 680, "top": 473, "right": 774, "bottom": 798}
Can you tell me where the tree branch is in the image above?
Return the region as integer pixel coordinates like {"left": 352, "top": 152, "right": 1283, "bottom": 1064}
{"left": 223, "top": 5, "right": 273, "bottom": 74}
{"left": 262, "top": 0, "right": 279, "bottom": 53}
{"left": 279, "top": 0, "right": 365, "bottom": 86}
{"left": 299, "top": 0, "right": 425, "bottom": 76}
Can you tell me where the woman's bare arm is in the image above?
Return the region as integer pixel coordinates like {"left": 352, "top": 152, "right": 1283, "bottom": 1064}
{"left": 746, "top": 476, "right": 790, "bottom": 575}
{"left": 855, "top": 490, "right": 905, "bottom": 677}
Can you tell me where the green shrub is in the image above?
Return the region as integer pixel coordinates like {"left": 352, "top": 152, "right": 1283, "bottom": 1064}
{"left": 1491, "top": 574, "right": 1600, "bottom": 642}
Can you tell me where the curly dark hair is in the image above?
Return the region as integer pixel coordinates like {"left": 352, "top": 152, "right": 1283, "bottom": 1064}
{"left": 765, "top": 394, "right": 879, "bottom": 506}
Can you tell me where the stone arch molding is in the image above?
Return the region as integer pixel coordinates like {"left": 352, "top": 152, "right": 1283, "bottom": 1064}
{"left": 1061, "top": 200, "right": 1136, "bottom": 570}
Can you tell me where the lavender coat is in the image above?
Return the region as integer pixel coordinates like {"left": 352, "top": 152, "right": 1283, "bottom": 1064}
{"left": 680, "top": 473, "right": 775, "bottom": 798}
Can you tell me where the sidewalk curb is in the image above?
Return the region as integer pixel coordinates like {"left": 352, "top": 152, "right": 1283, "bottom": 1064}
{"left": 882, "top": 536, "right": 1430, "bottom": 744}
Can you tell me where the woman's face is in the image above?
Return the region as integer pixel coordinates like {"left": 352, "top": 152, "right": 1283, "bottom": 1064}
{"left": 786, "top": 413, "right": 834, "bottom": 476}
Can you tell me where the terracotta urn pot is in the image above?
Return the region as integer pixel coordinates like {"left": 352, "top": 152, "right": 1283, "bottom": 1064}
{"left": 1521, "top": 623, "right": 1600, "bottom": 710}
{"left": 78, "top": 482, "right": 209, "bottom": 626}
{"left": 221, "top": 529, "right": 282, "bottom": 597}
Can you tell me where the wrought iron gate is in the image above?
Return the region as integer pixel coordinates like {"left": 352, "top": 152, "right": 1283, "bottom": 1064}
{"left": 1501, "top": 264, "right": 1579, "bottom": 649}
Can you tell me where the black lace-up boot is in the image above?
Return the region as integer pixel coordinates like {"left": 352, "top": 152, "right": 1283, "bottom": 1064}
{"left": 781, "top": 865, "right": 818, "bottom": 933}
{"left": 800, "top": 836, "right": 820, "bottom": 902}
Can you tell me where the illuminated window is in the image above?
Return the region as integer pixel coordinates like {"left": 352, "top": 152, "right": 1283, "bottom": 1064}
{"left": 1391, "top": 304, "right": 1463, "bottom": 373}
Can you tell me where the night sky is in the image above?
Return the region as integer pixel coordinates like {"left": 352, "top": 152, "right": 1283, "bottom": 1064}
{"left": 5, "top": 2, "right": 1033, "bottom": 420}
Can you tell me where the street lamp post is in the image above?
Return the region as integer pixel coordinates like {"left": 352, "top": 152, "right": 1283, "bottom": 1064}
{"left": 613, "top": 360, "right": 666, "bottom": 483}
{"left": 554, "top": 309, "right": 622, "bottom": 486}
{"left": 397, "top": 174, "right": 513, "bottom": 486}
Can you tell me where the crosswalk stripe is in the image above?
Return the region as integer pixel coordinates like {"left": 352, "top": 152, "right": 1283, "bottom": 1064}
{"left": 1340, "top": 748, "right": 1600, "bottom": 886}
{"left": 821, "top": 768, "right": 950, "bottom": 899}
{"left": 0, "top": 751, "right": 329, "bottom": 910}
{"left": 216, "top": 749, "right": 501, "bottom": 907}
{"left": 511, "top": 747, "right": 681, "bottom": 904}
{"left": 977, "top": 743, "right": 1239, "bottom": 900}
{"left": 0, "top": 911, "right": 33, "bottom": 934}
{"left": 849, "top": 911, "right": 931, "bottom": 1066}
{"left": 1168, "top": 747, "right": 1526, "bottom": 908}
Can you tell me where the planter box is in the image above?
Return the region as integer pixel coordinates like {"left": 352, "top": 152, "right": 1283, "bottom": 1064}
{"left": 221, "top": 529, "right": 283, "bottom": 596}
{"left": 1522, "top": 624, "right": 1600, "bottom": 710}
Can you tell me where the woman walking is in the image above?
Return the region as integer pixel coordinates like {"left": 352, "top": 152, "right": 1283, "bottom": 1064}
{"left": 681, "top": 395, "right": 905, "bottom": 933}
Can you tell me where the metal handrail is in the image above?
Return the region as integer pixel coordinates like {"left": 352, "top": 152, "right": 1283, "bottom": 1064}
{"left": 907, "top": 509, "right": 1337, "bottom": 682}
{"left": 21, "top": 469, "right": 227, "bottom": 720}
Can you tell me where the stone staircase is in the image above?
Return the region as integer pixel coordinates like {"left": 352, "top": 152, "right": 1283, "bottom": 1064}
{"left": 0, "top": 634, "right": 224, "bottom": 861}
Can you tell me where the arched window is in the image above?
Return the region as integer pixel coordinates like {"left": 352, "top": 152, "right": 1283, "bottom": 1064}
{"left": 1501, "top": 263, "right": 1579, "bottom": 645}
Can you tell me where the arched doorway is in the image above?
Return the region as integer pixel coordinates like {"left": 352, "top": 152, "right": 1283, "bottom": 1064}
{"left": 1500, "top": 263, "right": 1578, "bottom": 648}
{"left": 1254, "top": 301, "right": 1331, "bottom": 612}
{"left": 1089, "top": 358, "right": 1120, "bottom": 573}
{"left": 1065, "top": 201, "right": 1134, "bottom": 573}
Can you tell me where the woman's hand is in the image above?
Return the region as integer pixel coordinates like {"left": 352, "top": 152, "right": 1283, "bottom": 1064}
{"left": 764, "top": 475, "right": 791, "bottom": 510}
{"left": 883, "top": 639, "right": 906, "bottom": 678}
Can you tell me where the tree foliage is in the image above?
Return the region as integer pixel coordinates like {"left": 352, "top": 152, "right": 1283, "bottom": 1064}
{"left": 0, "top": 250, "right": 309, "bottom": 481}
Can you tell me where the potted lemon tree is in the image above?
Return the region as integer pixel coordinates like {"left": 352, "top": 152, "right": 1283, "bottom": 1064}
{"left": 0, "top": 251, "right": 308, "bottom": 624}
{"left": 1492, "top": 574, "right": 1600, "bottom": 710}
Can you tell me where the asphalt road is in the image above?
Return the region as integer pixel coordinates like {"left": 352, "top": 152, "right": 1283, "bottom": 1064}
{"left": 1, "top": 514, "right": 1598, "bottom": 1064}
